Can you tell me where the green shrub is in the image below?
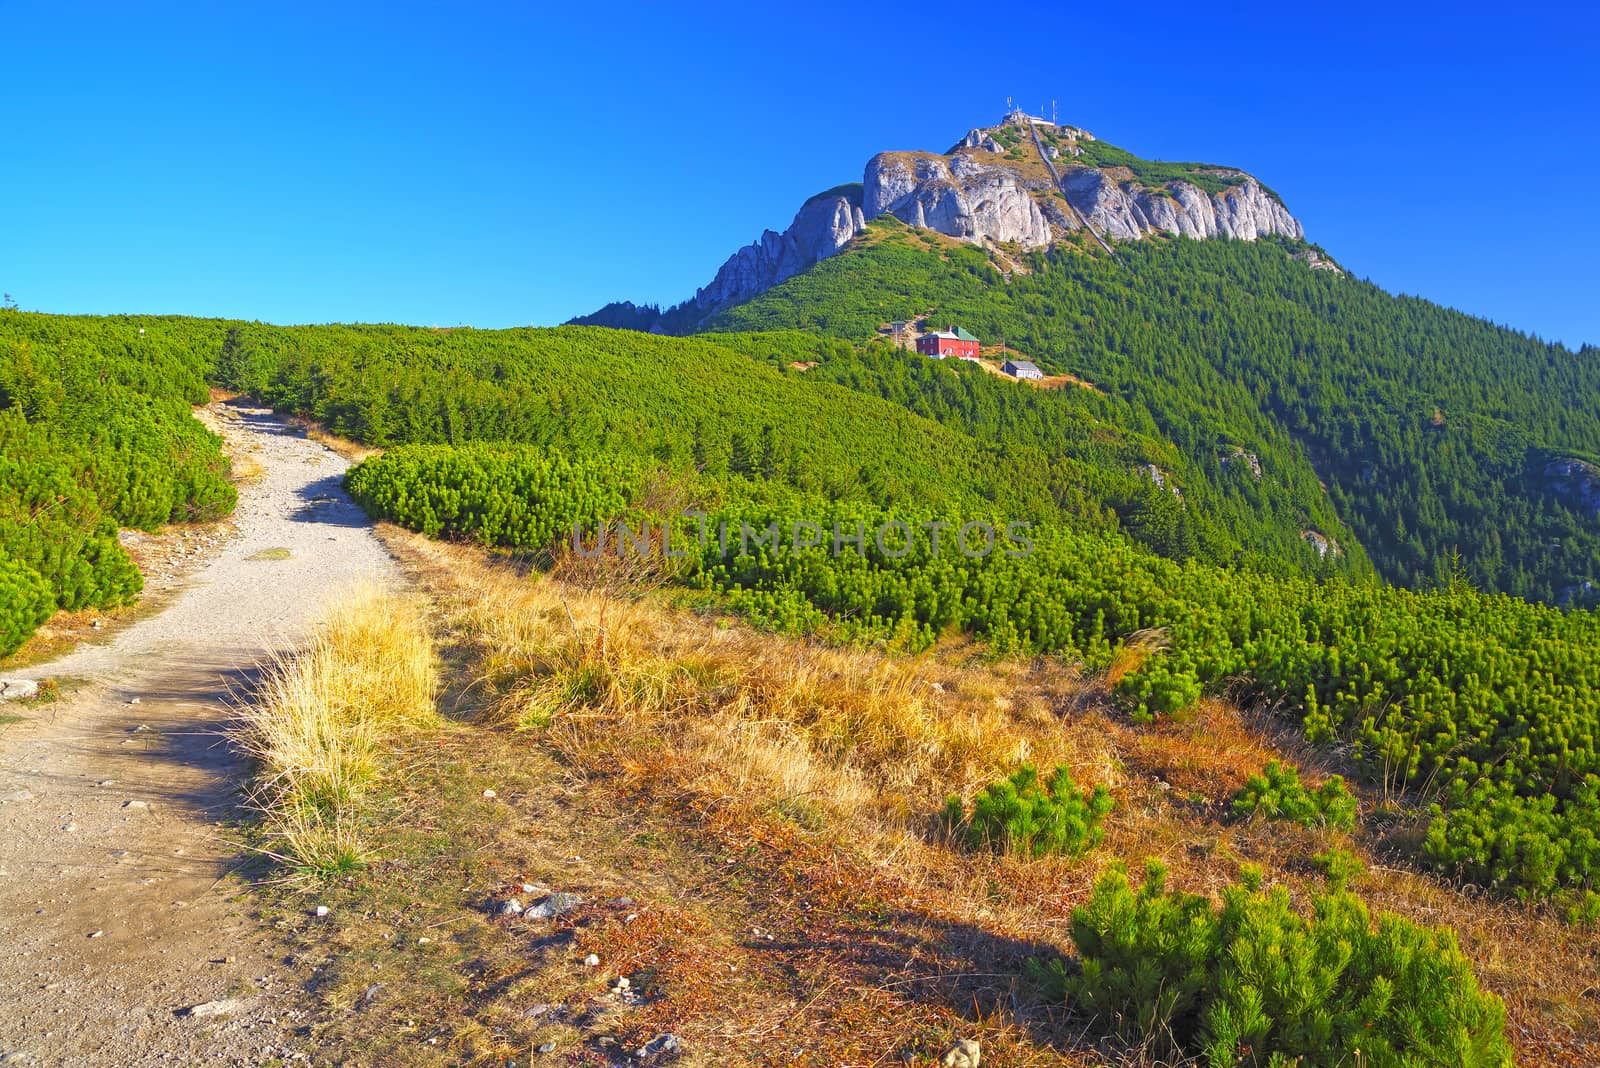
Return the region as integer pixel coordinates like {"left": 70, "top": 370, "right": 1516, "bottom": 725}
{"left": 1041, "top": 861, "right": 1511, "bottom": 1066}
{"left": 0, "top": 314, "right": 237, "bottom": 653}
{"left": 344, "top": 444, "right": 635, "bottom": 555}
{"left": 0, "top": 551, "right": 54, "bottom": 657}
{"left": 1233, "top": 760, "right": 1358, "bottom": 831}
{"left": 942, "top": 763, "right": 1111, "bottom": 857}
{"left": 0, "top": 411, "right": 144, "bottom": 614}
{"left": 1422, "top": 776, "right": 1600, "bottom": 900}
{"left": 1563, "top": 889, "right": 1600, "bottom": 926}
{"left": 1312, "top": 847, "right": 1365, "bottom": 889}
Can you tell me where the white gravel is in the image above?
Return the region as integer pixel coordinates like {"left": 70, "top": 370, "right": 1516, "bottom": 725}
{"left": 27, "top": 402, "right": 397, "bottom": 682}
{"left": 0, "top": 401, "right": 399, "bottom": 1066}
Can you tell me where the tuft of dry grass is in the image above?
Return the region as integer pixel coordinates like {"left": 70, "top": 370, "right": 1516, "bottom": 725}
{"left": 1103, "top": 626, "right": 1170, "bottom": 688}
{"left": 228, "top": 448, "right": 268, "bottom": 486}
{"left": 233, "top": 584, "right": 436, "bottom": 874}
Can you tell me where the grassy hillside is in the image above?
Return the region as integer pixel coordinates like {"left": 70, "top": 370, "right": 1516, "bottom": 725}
{"left": 701, "top": 225, "right": 1600, "bottom": 605}
{"left": 344, "top": 439, "right": 1600, "bottom": 903}
{"left": 241, "top": 528, "right": 1595, "bottom": 1066}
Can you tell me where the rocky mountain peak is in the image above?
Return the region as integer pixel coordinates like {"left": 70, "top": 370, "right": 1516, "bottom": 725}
{"left": 576, "top": 113, "right": 1309, "bottom": 330}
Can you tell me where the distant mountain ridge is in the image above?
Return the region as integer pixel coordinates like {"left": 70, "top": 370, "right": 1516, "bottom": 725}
{"left": 572, "top": 110, "right": 1304, "bottom": 332}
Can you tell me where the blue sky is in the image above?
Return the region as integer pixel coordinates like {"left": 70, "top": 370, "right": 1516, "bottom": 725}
{"left": 4, "top": 2, "right": 1597, "bottom": 346}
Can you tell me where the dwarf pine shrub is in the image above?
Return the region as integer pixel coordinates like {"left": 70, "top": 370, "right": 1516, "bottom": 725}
{"left": 0, "top": 551, "right": 54, "bottom": 657}
{"left": 943, "top": 763, "right": 1112, "bottom": 857}
{"left": 1233, "top": 760, "right": 1358, "bottom": 831}
{"left": 1043, "top": 861, "right": 1511, "bottom": 1066}
{"left": 1421, "top": 774, "right": 1600, "bottom": 900}
{"left": 343, "top": 443, "right": 634, "bottom": 554}
{"left": 1312, "top": 846, "right": 1365, "bottom": 889}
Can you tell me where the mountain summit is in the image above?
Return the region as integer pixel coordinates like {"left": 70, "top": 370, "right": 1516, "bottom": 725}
{"left": 577, "top": 111, "right": 1304, "bottom": 330}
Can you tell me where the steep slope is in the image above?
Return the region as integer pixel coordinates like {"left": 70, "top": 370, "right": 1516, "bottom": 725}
{"left": 702, "top": 230, "right": 1600, "bottom": 603}
{"left": 572, "top": 111, "right": 1303, "bottom": 330}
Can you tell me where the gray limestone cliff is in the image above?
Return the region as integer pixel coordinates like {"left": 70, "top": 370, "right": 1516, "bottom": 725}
{"left": 863, "top": 153, "right": 1055, "bottom": 249}
{"left": 1057, "top": 168, "right": 1302, "bottom": 243}
{"left": 692, "top": 188, "right": 867, "bottom": 314}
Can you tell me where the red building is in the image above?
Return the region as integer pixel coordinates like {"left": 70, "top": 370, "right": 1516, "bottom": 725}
{"left": 915, "top": 326, "right": 981, "bottom": 360}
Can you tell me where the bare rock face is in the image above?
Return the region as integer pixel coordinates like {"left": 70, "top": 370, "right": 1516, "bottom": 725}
{"left": 864, "top": 153, "right": 1054, "bottom": 249}
{"left": 1060, "top": 168, "right": 1302, "bottom": 242}
{"left": 1291, "top": 248, "right": 1343, "bottom": 273}
{"left": 1302, "top": 530, "right": 1342, "bottom": 559}
{"left": 694, "top": 191, "right": 865, "bottom": 314}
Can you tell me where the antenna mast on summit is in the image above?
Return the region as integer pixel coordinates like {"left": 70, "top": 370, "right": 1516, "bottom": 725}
{"left": 1052, "top": 100, "right": 1058, "bottom": 124}
{"left": 1005, "top": 95, "right": 1013, "bottom": 113}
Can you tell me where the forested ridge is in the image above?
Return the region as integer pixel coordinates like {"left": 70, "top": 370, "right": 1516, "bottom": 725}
{"left": 705, "top": 223, "right": 1600, "bottom": 604}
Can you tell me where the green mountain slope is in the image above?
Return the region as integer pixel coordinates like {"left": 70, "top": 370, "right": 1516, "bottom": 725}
{"left": 220, "top": 321, "right": 1352, "bottom": 574}
{"left": 1, "top": 311, "right": 1370, "bottom": 660}
{"left": 699, "top": 224, "right": 1600, "bottom": 603}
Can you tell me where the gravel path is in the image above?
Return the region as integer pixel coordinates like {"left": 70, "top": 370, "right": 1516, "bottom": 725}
{"left": 0, "top": 401, "right": 398, "bottom": 1066}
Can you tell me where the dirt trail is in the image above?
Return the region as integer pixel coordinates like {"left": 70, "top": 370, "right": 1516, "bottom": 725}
{"left": 0, "top": 401, "right": 398, "bottom": 1066}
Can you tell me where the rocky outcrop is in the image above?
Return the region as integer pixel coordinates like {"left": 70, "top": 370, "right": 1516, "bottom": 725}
{"left": 1291, "top": 248, "right": 1343, "bottom": 274}
{"left": 959, "top": 128, "right": 1005, "bottom": 153}
{"left": 1302, "top": 530, "right": 1342, "bottom": 559}
{"left": 1138, "top": 463, "right": 1182, "bottom": 498}
{"left": 863, "top": 140, "right": 1299, "bottom": 251}
{"left": 1544, "top": 458, "right": 1600, "bottom": 518}
{"left": 693, "top": 189, "right": 866, "bottom": 313}
{"left": 1221, "top": 447, "right": 1263, "bottom": 480}
{"left": 1058, "top": 169, "right": 1301, "bottom": 242}
{"left": 864, "top": 153, "right": 1054, "bottom": 249}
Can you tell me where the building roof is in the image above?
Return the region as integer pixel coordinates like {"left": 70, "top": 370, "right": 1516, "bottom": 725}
{"left": 921, "top": 327, "right": 979, "bottom": 342}
{"left": 1004, "top": 359, "right": 1041, "bottom": 373}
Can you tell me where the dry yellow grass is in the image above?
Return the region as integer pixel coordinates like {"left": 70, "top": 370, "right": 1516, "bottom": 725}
{"left": 233, "top": 584, "right": 436, "bottom": 873}
{"left": 300, "top": 421, "right": 383, "bottom": 464}
{"left": 451, "top": 550, "right": 1043, "bottom": 808}
{"left": 395, "top": 533, "right": 1134, "bottom": 926}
